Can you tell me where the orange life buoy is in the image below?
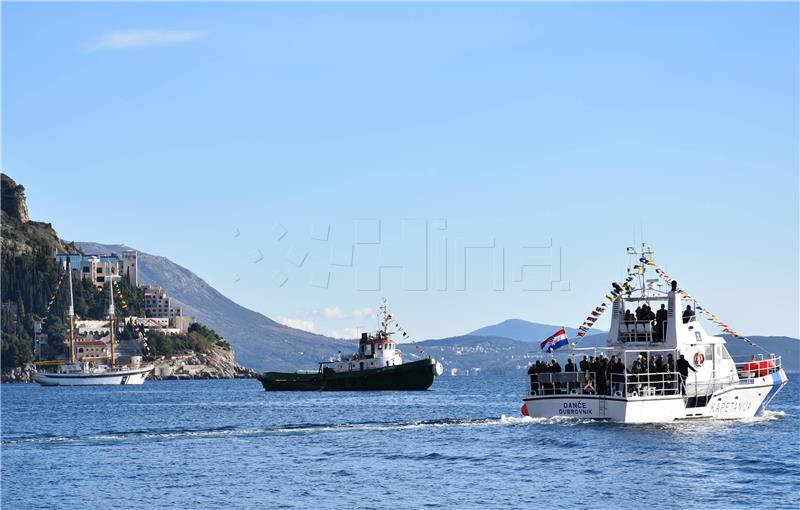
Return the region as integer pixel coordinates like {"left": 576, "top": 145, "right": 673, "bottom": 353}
{"left": 694, "top": 351, "right": 705, "bottom": 367}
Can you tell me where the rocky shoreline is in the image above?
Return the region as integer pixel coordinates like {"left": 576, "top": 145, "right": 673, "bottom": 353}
{"left": 150, "top": 344, "right": 258, "bottom": 380}
{"left": 1, "top": 344, "right": 258, "bottom": 383}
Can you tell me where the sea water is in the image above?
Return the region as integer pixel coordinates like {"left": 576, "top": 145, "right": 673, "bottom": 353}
{"left": 2, "top": 375, "right": 798, "bottom": 509}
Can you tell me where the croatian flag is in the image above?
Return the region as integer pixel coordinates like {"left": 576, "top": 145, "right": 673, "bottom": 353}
{"left": 540, "top": 329, "right": 569, "bottom": 353}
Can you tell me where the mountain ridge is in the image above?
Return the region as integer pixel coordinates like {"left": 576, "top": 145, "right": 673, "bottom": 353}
{"left": 468, "top": 318, "right": 606, "bottom": 343}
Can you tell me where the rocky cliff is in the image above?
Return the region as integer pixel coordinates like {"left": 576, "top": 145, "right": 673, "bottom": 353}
{"left": 150, "top": 343, "right": 258, "bottom": 380}
{"left": 1, "top": 173, "right": 75, "bottom": 256}
{"left": 1, "top": 173, "right": 29, "bottom": 223}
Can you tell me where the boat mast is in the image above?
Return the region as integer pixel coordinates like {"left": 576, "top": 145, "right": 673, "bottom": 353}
{"left": 107, "top": 264, "right": 116, "bottom": 368}
{"left": 379, "top": 299, "right": 391, "bottom": 339}
{"left": 67, "top": 259, "right": 75, "bottom": 364}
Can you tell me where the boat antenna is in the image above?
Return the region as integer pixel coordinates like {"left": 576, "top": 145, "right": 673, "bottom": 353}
{"left": 107, "top": 264, "right": 116, "bottom": 368}
{"left": 67, "top": 259, "right": 75, "bottom": 364}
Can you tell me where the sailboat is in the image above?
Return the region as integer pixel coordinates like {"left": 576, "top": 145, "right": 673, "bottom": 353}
{"left": 33, "top": 261, "right": 154, "bottom": 386}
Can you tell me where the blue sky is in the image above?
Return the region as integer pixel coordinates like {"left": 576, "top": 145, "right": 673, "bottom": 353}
{"left": 3, "top": 2, "right": 798, "bottom": 340}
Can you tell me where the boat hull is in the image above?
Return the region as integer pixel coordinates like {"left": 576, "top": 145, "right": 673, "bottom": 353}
{"left": 259, "top": 358, "right": 438, "bottom": 391}
{"left": 33, "top": 365, "right": 154, "bottom": 387}
{"left": 522, "top": 369, "right": 788, "bottom": 423}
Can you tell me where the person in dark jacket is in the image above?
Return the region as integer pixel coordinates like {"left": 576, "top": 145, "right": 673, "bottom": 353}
{"left": 589, "top": 357, "right": 601, "bottom": 394}
{"left": 682, "top": 305, "right": 695, "bottom": 324}
{"left": 564, "top": 358, "right": 577, "bottom": 391}
{"left": 611, "top": 356, "right": 625, "bottom": 394}
{"left": 656, "top": 304, "right": 668, "bottom": 341}
{"left": 547, "top": 359, "right": 561, "bottom": 394}
{"left": 528, "top": 363, "right": 538, "bottom": 394}
{"left": 596, "top": 356, "right": 609, "bottom": 395}
{"left": 629, "top": 358, "right": 642, "bottom": 394}
{"left": 676, "top": 354, "right": 696, "bottom": 394}
{"left": 579, "top": 355, "right": 590, "bottom": 373}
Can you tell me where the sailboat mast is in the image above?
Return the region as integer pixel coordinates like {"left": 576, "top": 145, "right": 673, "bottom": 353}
{"left": 67, "top": 259, "right": 75, "bottom": 364}
{"left": 107, "top": 264, "right": 116, "bottom": 368}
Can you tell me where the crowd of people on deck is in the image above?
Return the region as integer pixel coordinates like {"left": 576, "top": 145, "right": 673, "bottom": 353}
{"left": 621, "top": 303, "right": 695, "bottom": 342}
{"left": 528, "top": 351, "right": 695, "bottom": 396}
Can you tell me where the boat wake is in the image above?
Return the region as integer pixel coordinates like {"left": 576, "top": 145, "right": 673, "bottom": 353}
{"left": 7, "top": 409, "right": 785, "bottom": 447}
{"left": 744, "top": 409, "right": 786, "bottom": 423}
{"left": 1, "top": 414, "right": 580, "bottom": 446}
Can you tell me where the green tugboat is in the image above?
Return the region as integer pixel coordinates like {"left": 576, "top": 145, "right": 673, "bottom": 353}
{"left": 258, "top": 300, "right": 443, "bottom": 391}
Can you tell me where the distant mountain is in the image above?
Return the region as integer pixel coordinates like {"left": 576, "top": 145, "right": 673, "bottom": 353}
{"left": 438, "top": 320, "right": 800, "bottom": 374}
{"left": 411, "top": 335, "right": 533, "bottom": 375}
{"left": 469, "top": 318, "right": 605, "bottom": 344}
{"left": 76, "top": 242, "right": 350, "bottom": 372}
{"left": 724, "top": 336, "right": 800, "bottom": 373}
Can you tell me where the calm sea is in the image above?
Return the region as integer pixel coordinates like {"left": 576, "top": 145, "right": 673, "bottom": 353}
{"left": 2, "top": 375, "right": 798, "bottom": 509}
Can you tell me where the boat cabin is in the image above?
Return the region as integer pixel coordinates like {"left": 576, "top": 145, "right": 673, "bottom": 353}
{"left": 320, "top": 331, "right": 403, "bottom": 373}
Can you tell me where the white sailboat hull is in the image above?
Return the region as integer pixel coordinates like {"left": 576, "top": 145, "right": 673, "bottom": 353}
{"left": 34, "top": 365, "right": 154, "bottom": 387}
{"left": 522, "top": 369, "right": 788, "bottom": 423}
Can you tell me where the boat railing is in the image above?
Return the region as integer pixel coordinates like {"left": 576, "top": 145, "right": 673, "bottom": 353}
{"left": 618, "top": 321, "right": 669, "bottom": 344}
{"left": 734, "top": 355, "right": 781, "bottom": 380}
{"left": 615, "top": 371, "right": 680, "bottom": 397}
{"left": 529, "top": 372, "right": 591, "bottom": 396}
{"left": 529, "top": 371, "right": 680, "bottom": 398}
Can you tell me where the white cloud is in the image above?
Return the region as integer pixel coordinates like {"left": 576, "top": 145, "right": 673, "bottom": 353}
{"left": 323, "top": 307, "right": 346, "bottom": 319}
{"left": 86, "top": 30, "right": 205, "bottom": 51}
{"left": 275, "top": 317, "right": 315, "bottom": 333}
{"left": 323, "top": 306, "right": 374, "bottom": 320}
{"left": 350, "top": 307, "right": 373, "bottom": 320}
{"left": 327, "top": 327, "right": 361, "bottom": 340}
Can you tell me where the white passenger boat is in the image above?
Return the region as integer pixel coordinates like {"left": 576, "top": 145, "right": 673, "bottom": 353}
{"left": 34, "top": 261, "right": 153, "bottom": 386}
{"left": 522, "top": 245, "right": 788, "bottom": 423}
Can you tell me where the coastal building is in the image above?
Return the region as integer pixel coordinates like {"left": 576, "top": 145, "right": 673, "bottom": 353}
{"left": 143, "top": 285, "right": 171, "bottom": 317}
{"left": 142, "top": 285, "right": 190, "bottom": 329}
{"left": 170, "top": 315, "right": 194, "bottom": 334}
{"left": 55, "top": 250, "right": 138, "bottom": 289}
{"left": 76, "top": 319, "right": 111, "bottom": 337}
{"left": 75, "top": 340, "right": 109, "bottom": 361}
{"left": 125, "top": 316, "right": 192, "bottom": 335}
{"left": 121, "top": 250, "right": 138, "bottom": 286}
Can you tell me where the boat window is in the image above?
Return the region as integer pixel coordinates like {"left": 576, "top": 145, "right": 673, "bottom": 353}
{"left": 720, "top": 345, "right": 731, "bottom": 360}
{"left": 704, "top": 345, "right": 713, "bottom": 361}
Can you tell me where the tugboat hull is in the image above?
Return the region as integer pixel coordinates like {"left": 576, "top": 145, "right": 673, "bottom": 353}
{"left": 259, "top": 358, "right": 439, "bottom": 391}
